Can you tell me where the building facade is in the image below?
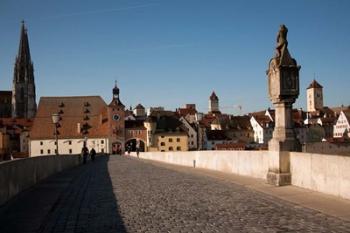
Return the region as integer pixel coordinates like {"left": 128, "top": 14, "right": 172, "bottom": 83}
{"left": 179, "top": 117, "right": 198, "bottom": 150}
{"left": 144, "top": 114, "right": 188, "bottom": 152}
{"left": 30, "top": 84, "right": 127, "bottom": 156}
{"left": 307, "top": 80, "right": 323, "bottom": 113}
{"left": 333, "top": 110, "right": 350, "bottom": 138}
{"left": 209, "top": 91, "right": 220, "bottom": 114}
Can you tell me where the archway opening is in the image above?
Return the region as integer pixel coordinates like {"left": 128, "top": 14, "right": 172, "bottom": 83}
{"left": 125, "top": 139, "right": 145, "bottom": 153}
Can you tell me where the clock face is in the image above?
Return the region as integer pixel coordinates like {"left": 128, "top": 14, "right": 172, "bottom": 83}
{"left": 113, "top": 114, "right": 120, "bottom": 121}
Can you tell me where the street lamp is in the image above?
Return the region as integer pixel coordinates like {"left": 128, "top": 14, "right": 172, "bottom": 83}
{"left": 52, "top": 113, "right": 60, "bottom": 155}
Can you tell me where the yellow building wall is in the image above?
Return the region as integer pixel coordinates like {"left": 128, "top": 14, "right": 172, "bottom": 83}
{"left": 154, "top": 133, "right": 188, "bottom": 152}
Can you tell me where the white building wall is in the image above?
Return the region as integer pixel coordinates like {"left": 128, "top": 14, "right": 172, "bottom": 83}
{"left": 333, "top": 111, "right": 350, "bottom": 138}
{"left": 30, "top": 137, "right": 109, "bottom": 156}
{"left": 179, "top": 117, "right": 198, "bottom": 150}
{"left": 209, "top": 100, "right": 219, "bottom": 112}
{"left": 250, "top": 117, "right": 265, "bottom": 144}
{"left": 307, "top": 88, "right": 323, "bottom": 112}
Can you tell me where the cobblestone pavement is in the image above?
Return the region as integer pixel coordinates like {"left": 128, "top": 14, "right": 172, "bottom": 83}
{"left": 1, "top": 155, "right": 350, "bottom": 233}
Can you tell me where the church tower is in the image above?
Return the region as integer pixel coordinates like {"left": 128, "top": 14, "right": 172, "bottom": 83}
{"left": 307, "top": 79, "right": 323, "bottom": 112}
{"left": 12, "top": 21, "right": 37, "bottom": 118}
{"left": 209, "top": 91, "right": 220, "bottom": 114}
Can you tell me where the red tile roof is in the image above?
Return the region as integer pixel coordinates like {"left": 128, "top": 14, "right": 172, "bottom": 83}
{"left": 135, "top": 104, "right": 145, "bottom": 109}
{"left": 30, "top": 96, "right": 110, "bottom": 140}
{"left": 177, "top": 108, "right": 197, "bottom": 117}
{"left": 307, "top": 79, "right": 323, "bottom": 89}
{"left": 210, "top": 91, "right": 218, "bottom": 101}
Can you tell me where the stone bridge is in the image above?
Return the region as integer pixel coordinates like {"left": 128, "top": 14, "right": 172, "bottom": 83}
{"left": 1, "top": 155, "right": 350, "bottom": 233}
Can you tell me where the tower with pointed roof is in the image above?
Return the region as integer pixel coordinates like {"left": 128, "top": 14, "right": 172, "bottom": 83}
{"left": 209, "top": 91, "right": 220, "bottom": 114}
{"left": 307, "top": 79, "right": 323, "bottom": 112}
{"left": 107, "top": 82, "right": 125, "bottom": 154}
{"left": 12, "top": 21, "right": 37, "bottom": 119}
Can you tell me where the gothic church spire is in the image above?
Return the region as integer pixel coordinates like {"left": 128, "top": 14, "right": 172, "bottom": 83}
{"left": 12, "top": 21, "right": 37, "bottom": 118}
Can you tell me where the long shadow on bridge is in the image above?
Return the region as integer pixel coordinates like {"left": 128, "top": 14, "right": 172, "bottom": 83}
{"left": 0, "top": 155, "right": 126, "bottom": 233}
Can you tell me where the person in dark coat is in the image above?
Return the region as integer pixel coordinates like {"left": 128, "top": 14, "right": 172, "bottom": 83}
{"left": 90, "top": 148, "right": 96, "bottom": 162}
{"left": 81, "top": 146, "right": 89, "bottom": 164}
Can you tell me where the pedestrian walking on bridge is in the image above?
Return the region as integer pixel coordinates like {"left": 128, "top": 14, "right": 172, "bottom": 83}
{"left": 90, "top": 148, "right": 96, "bottom": 162}
{"left": 81, "top": 145, "right": 89, "bottom": 164}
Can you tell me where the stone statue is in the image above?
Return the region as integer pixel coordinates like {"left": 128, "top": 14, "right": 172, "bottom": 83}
{"left": 275, "top": 24, "right": 288, "bottom": 58}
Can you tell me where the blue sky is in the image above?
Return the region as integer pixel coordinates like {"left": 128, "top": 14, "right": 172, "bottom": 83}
{"left": 0, "top": 0, "right": 349, "bottom": 114}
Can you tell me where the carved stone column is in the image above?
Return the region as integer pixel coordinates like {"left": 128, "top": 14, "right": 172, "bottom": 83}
{"left": 266, "top": 25, "right": 301, "bottom": 186}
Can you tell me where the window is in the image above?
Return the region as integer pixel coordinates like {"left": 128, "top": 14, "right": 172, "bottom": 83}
{"left": 55, "top": 149, "right": 57, "bottom": 154}
{"left": 190, "top": 134, "right": 193, "bottom": 138}
{"left": 191, "top": 141, "right": 194, "bottom": 145}
{"left": 176, "top": 146, "right": 181, "bottom": 151}
{"left": 160, "top": 142, "right": 165, "bottom": 146}
{"left": 69, "top": 141, "right": 72, "bottom": 145}
{"left": 69, "top": 149, "right": 72, "bottom": 154}
{"left": 47, "top": 149, "right": 51, "bottom": 154}
{"left": 169, "top": 146, "right": 173, "bottom": 151}
{"left": 101, "top": 140, "right": 104, "bottom": 144}
{"left": 101, "top": 149, "right": 104, "bottom": 153}
{"left": 40, "top": 141, "right": 43, "bottom": 146}
{"left": 54, "top": 141, "right": 57, "bottom": 145}
{"left": 40, "top": 149, "right": 43, "bottom": 154}
{"left": 161, "top": 136, "right": 165, "bottom": 138}
{"left": 176, "top": 138, "right": 180, "bottom": 142}
{"left": 161, "top": 150, "right": 165, "bottom": 152}
{"left": 169, "top": 138, "right": 173, "bottom": 142}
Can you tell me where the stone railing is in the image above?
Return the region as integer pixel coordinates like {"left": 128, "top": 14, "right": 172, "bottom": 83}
{"left": 0, "top": 155, "right": 80, "bottom": 206}
{"left": 131, "top": 151, "right": 350, "bottom": 200}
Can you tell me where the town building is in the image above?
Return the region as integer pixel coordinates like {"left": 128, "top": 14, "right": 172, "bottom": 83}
{"left": 225, "top": 115, "right": 254, "bottom": 143}
{"left": 0, "top": 118, "right": 33, "bottom": 160}
{"left": 250, "top": 113, "right": 274, "bottom": 144}
{"left": 179, "top": 117, "right": 198, "bottom": 150}
{"left": 125, "top": 120, "right": 147, "bottom": 152}
{"left": 144, "top": 113, "right": 188, "bottom": 152}
{"left": 133, "top": 104, "right": 146, "bottom": 118}
{"left": 307, "top": 80, "right": 323, "bottom": 113}
{"left": 208, "top": 91, "right": 220, "bottom": 114}
{"left": 147, "top": 107, "right": 165, "bottom": 116}
{"left": 205, "top": 130, "right": 230, "bottom": 150}
{"left": 333, "top": 109, "right": 350, "bottom": 138}
{"left": 30, "top": 84, "right": 126, "bottom": 156}
{"left": 176, "top": 104, "right": 197, "bottom": 123}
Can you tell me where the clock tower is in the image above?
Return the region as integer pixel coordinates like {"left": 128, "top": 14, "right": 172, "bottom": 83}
{"left": 108, "top": 82, "right": 125, "bottom": 154}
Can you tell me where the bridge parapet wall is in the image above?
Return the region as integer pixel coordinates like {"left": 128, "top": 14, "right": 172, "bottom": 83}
{"left": 290, "top": 152, "right": 350, "bottom": 200}
{"left": 133, "top": 151, "right": 350, "bottom": 200}
{"left": 133, "top": 151, "right": 269, "bottom": 179}
{"left": 0, "top": 155, "right": 80, "bottom": 206}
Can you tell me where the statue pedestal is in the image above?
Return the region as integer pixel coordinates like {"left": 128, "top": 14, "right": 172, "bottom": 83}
{"left": 266, "top": 148, "right": 291, "bottom": 186}
{"left": 266, "top": 101, "right": 300, "bottom": 186}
